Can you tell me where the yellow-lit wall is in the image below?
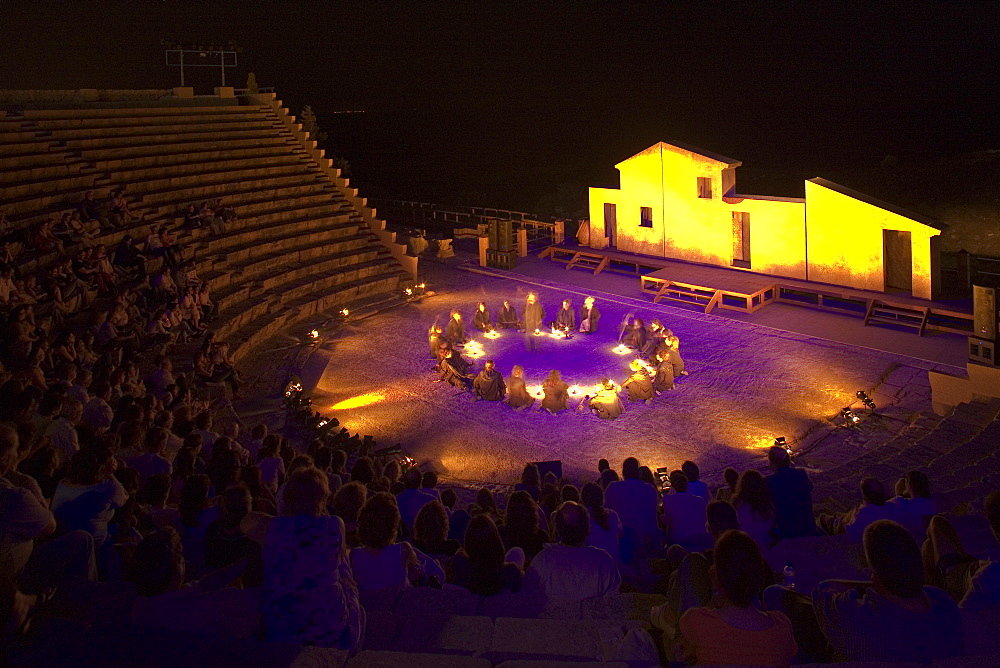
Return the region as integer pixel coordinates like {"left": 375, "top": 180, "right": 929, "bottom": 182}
{"left": 588, "top": 143, "right": 807, "bottom": 280}
{"left": 804, "top": 180, "right": 940, "bottom": 299}
{"left": 588, "top": 143, "right": 941, "bottom": 298}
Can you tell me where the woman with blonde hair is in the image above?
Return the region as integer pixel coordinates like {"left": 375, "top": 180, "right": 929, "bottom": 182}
{"left": 540, "top": 369, "right": 569, "bottom": 414}
{"left": 506, "top": 364, "right": 534, "bottom": 410}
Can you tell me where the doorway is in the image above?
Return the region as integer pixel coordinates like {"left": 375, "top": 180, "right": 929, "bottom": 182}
{"left": 604, "top": 203, "right": 617, "bottom": 247}
{"left": 883, "top": 229, "right": 912, "bottom": 293}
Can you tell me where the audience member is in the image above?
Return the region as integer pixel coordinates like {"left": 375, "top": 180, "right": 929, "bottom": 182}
{"left": 450, "top": 514, "right": 523, "bottom": 594}
{"left": 681, "top": 460, "right": 709, "bottom": 499}
{"left": 350, "top": 492, "right": 423, "bottom": 590}
{"left": 732, "top": 470, "right": 775, "bottom": 549}
{"left": 818, "top": 477, "right": 905, "bottom": 542}
{"left": 581, "top": 481, "right": 623, "bottom": 562}
{"left": 765, "top": 446, "right": 819, "bottom": 539}
{"left": 395, "top": 466, "right": 436, "bottom": 532}
{"left": 523, "top": 501, "right": 621, "bottom": 600}
{"left": 660, "top": 471, "right": 710, "bottom": 550}
{"left": 604, "top": 457, "right": 659, "bottom": 560}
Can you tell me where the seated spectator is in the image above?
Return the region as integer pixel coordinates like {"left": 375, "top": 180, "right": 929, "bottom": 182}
{"left": 350, "top": 492, "right": 424, "bottom": 590}
{"left": 679, "top": 530, "right": 797, "bottom": 666}
{"left": 51, "top": 446, "right": 129, "bottom": 549}
{"left": 43, "top": 397, "right": 83, "bottom": 466}
{"left": 513, "top": 461, "right": 541, "bottom": 501}
{"left": 76, "top": 190, "right": 103, "bottom": 224}
{"left": 921, "top": 491, "right": 1000, "bottom": 610}
{"left": 126, "top": 427, "right": 172, "bottom": 482}
{"left": 192, "top": 411, "right": 221, "bottom": 460}
{"left": 177, "top": 474, "right": 220, "bottom": 578}
{"left": 183, "top": 203, "right": 202, "bottom": 229}
{"left": 413, "top": 499, "right": 461, "bottom": 558}
{"left": 660, "top": 471, "right": 710, "bottom": 551}
{"left": 450, "top": 514, "right": 523, "bottom": 594}
{"left": 441, "top": 488, "right": 471, "bottom": 543}
{"left": 765, "top": 446, "right": 819, "bottom": 539}
{"left": 681, "top": 460, "right": 709, "bottom": 499}
{"left": 732, "top": 470, "right": 776, "bottom": 549}
{"left": 889, "top": 469, "right": 936, "bottom": 539}
{"left": 523, "top": 501, "right": 621, "bottom": 600}
{"left": 204, "top": 485, "right": 262, "bottom": 587}
{"left": 331, "top": 481, "right": 367, "bottom": 547}
{"left": 0, "top": 424, "right": 97, "bottom": 593}
{"left": 604, "top": 457, "right": 660, "bottom": 561}
{"left": 129, "top": 527, "right": 258, "bottom": 638}
{"left": 243, "top": 423, "right": 267, "bottom": 462}
{"left": 139, "top": 473, "right": 180, "bottom": 532}
{"left": 470, "top": 487, "right": 503, "bottom": 525}
{"left": 395, "top": 466, "right": 435, "bottom": 532}
{"left": 239, "top": 465, "right": 277, "bottom": 515}
{"left": 818, "top": 477, "right": 906, "bottom": 542}
{"left": 500, "top": 490, "right": 549, "bottom": 562}
{"left": 257, "top": 434, "right": 285, "bottom": 493}
{"left": 421, "top": 470, "right": 441, "bottom": 499}
{"left": 808, "top": 520, "right": 963, "bottom": 662}
{"left": 581, "top": 481, "right": 624, "bottom": 562}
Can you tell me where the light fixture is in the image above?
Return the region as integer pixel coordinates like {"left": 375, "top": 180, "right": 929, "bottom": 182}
{"left": 339, "top": 308, "right": 350, "bottom": 317}
{"left": 308, "top": 329, "right": 320, "bottom": 341}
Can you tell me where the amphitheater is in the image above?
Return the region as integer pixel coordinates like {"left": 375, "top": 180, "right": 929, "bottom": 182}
{"left": 1, "top": 88, "right": 998, "bottom": 666}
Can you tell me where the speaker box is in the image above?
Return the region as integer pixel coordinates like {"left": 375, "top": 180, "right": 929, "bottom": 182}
{"left": 531, "top": 460, "right": 563, "bottom": 481}
{"left": 969, "top": 338, "right": 997, "bottom": 366}
{"left": 486, "top": 249, "right": 517, "bottom": 270}
{"left": 488, "top": 219, "right": 514, "bottom": 252}
{"left": 973, "top": 285, "right": 997, "bottom": 341}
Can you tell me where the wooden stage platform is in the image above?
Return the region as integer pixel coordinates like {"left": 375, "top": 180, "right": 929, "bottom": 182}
{"left": 538, "top": 245, "right": 974, "bottom": 337}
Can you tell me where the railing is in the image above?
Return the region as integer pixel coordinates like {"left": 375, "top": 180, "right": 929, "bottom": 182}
{"left": 234, "top": 87, "right": 276, "bottom": 95}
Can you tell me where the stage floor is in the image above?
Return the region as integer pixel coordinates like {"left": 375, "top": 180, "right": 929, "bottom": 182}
{"left": 303, "top": 267, "right": 957, "bottom": 485}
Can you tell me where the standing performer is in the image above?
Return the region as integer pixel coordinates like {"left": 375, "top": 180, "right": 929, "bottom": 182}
{"left": 522, "top": 293, "right": 545, "bottom": 333}
{"left": 588, "top": 378, "right": 623, "bottom": 420}
{"left": 506, "top": 365, "right": 534, "bottom": 410}
{"left": 473, "top": 302, "right": 494, "bottom": 332}
{"left": 553, "top": 299, "right": 575, "bottom": 333}
{"left": 428, "top": 323, "right": 443, "bottom": 360}
{"left": 522, "top": 293, "right": 545, "bottom": 352}
{"left": 578, "top": 296, "right": 600, "bottom": 334}
{"left": 540, "top": 369, "right": 569, "bottom": 414}
{"left": 444, "top": 310, "right": 467, "bottom": 346}
{"left": 622, "top": 359, "right": 655, "bottom": 404}
{"left": 473, "top": 359, "right": 506, "bottom": 401}
{"left": 497, "top": 300, "right": 520, "bottom": 329}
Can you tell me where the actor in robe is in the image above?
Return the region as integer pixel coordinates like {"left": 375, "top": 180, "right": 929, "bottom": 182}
{"left": 497, "top": 300, "right": 520, "bottom": 329}
{"left": 654, "top": 356, "right": 675, "bottom": 392}
{"left": 642, "top": 318, "right": 667, "bottom": 358}
{"left": 665, "top": 334, "right": 687, "bottom": 376}
{"left": 506, "top": 365, "right": 534, "bottom": 410}
{"left": 473, "top": 302, "right": 494, "bottom": 332}
{"left": 553, "top": 299, "right": 575, "bottom": 333}
{"left": 428, "top": 324, "right": 443, "bottom": 360}
{"left": 438, "top": 347, "right": 473, "bottom": 391}
{"left": 623, "top": 360, "right": 655, "bottom": 404}
{"left": 540, "top": 369, "right": 569, "bottom": 414}
{"left": 473, "top": 359, "right": 506, "bottom": 401}
{"left": 622, "top": 317, "right": 649, "bottom": 351}
{"left": 588, "top": 378, "right": 623, "bottom": 420}
{"left": 522, "top": 293, "right": 545, "bottom": 333}
{"left": 444, "top": 310, "right": 467, "bottom": 345}
{"left": 578, "top": 296, "right": 600, "bottom": 334}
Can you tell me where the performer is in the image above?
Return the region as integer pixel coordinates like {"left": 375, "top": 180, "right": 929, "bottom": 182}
{"left": 578, "top": 296, "right": 600, "bottom": 334}
{"left": 444, "top": 310, "right": 467, "bottom": 346}
{"left": 588, "top": 378, "right": 623, "bottom": 420}
{"left": 621, "top": 317, "right": 649, "bottom": 351}
{"left": 438, "top": 346, "right": 473, "bottom": 390}
{"left": 473, "top": 359, "right": 506, "bottom": 401}
{"left": 622, "top": 359, "right": 655, "bottom": 404}
{"left": 522, "top": 292, "right": 545, "bottom": 352}
{"left": 540, "top": 369, "right": 569, "bottom": 414}
{"left": 428, "top": 323, "right": 443, "bottom": 360}
{"left": 497, "top": 300, "right": 520, "bottom": 329}
{"left": 654, "top": 355, "right": 675, "bottom": 392}
{"left": 553, "top": 299, "right": 575, "bottom": 333}
{"left": 643, "top": 318, "right": 667, "bottom": 358}
{"left": 473, "top": 302, "right": 494, "bottom": 332}
{"left": 506, "top": 365, "right": 534, "bottom": 410}
{"left": 665, "top": 333, "right": 687, "bottom": 376}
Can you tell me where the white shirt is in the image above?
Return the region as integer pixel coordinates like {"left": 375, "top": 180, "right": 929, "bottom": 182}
{"left": 524, "top": 543, "right": 621, "bottom": 600}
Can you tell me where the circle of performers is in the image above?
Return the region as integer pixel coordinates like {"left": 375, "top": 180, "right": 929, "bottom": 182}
{"left": 428, "top": 293, "right": 687, "bottom": 420}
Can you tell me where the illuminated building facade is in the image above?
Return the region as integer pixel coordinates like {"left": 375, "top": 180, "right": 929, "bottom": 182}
{"left": 588, "top": 142, "right": 944, "bottom": 299}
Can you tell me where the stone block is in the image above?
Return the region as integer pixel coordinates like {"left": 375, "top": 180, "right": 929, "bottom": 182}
{"left": 349, "top": 651, "right": 490, "bottom": 668}
{"left": 487, "top": 618, "right": 604, "bottom": 662}
{"left": 391, "top": 614, "right": 494, "bottom": 655}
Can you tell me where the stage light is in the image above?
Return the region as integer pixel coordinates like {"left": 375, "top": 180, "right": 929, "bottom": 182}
{"left": 613, "top": 344, "right": 630, "bottom": 355}
{"left": 840, "top": 407, "right": 861, "bottom": 423}
{"left": 484, "top": 330, "right": 500, "bottom": 339}
{"left": 534, "top": 329, "right": 543, "bottom": 336}
{"left": 774, "top": 436, "right": 786, "bottom": 447}
{"left": 404, "top": 288, "right": 413, "bottom": 296}
{"left": 284, "top": 380, "right": 303, "bottom": 397}
{"left": 308, "top": 329, "right": 320, "bottom": 341}
{"left": 331, "top": 392, "right": 385, "bottom": 410}
{"left": 418, "top": 283, "right": 426, "bottom": 289}
{"left": 339, "top": 308, "right": 350, "bottom": 317}
{"left": 856, "top": 390, "right": 869, "bottom": 401}
{"left": 317, "top": 418, "right": 329, "bottom": 428}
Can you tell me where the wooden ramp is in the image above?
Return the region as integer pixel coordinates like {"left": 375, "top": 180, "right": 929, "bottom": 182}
{"left": 538, "top": 246, "right": 609, "bottom": 275}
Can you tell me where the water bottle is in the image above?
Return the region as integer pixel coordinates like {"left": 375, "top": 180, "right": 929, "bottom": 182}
{"left": 783, "top": 562, "right": 796, "bottom": 590}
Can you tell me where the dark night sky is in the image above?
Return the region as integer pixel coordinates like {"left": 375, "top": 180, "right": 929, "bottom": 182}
{"left": 2, "top": 1, "right": 998, "bottom": 211}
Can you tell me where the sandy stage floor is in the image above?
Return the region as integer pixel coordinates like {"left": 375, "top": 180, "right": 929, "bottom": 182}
{"left": 304, "top": 269, "right": 955, "bottom": 485}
